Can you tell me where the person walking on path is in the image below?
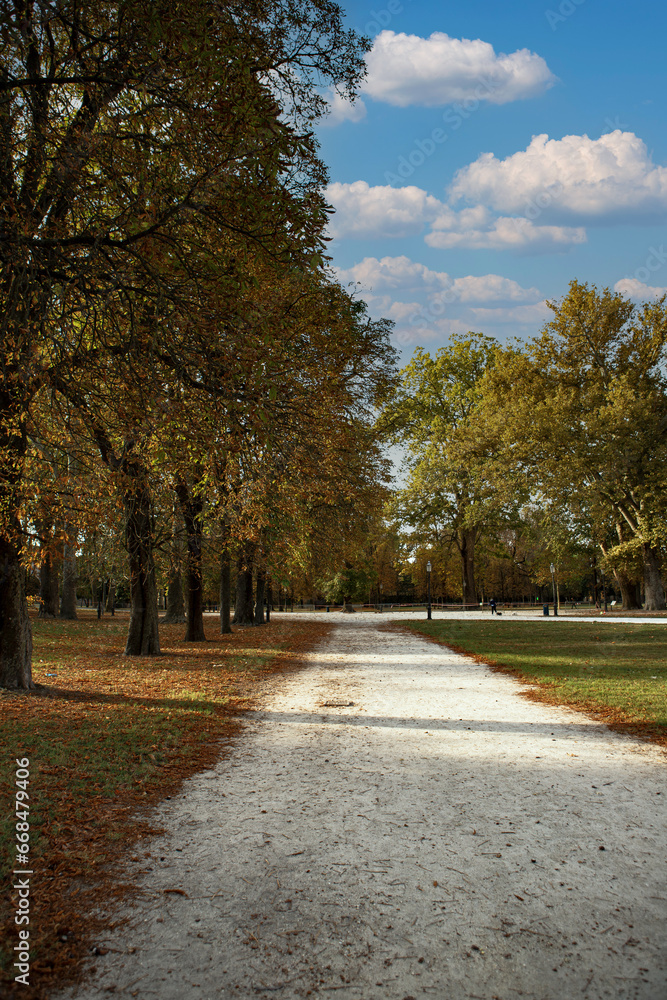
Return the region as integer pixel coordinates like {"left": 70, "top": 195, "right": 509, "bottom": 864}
{"left": 490, "top": 596, "right": 497, "bottom": 614}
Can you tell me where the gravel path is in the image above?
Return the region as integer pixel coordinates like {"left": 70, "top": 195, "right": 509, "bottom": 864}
{"left": 60, "top": 615, "right": 666, "bottom": 1000}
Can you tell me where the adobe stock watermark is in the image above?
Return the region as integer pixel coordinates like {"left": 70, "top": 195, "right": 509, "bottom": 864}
{"left": 355, "top": 0, "right": 416, "bottom": 40}
{"left": 383, "top": 76, "right": 503, "bottom": 185}
{"left": 393, "top": 285, "right": 466, "bottom": 346}
{"left": 545, "top": 0, "right": 586, "bottom": 31}
{"left": 13, "top": 757, "right": 32, "bottom": 987}
{"left": 622, "top": 245, "right": 667, "bottom": 288}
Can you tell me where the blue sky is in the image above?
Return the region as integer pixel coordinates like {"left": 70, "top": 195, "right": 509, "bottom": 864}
{"left": 316, "top": 0, "right": 667, "bottom": 358}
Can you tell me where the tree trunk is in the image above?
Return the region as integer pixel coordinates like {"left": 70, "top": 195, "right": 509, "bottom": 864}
{"left": 0, "top": 537, "right": 33, "bottom": 690}
{"left": 643, "top": 544, "right": 666, "bottom": 611}
{"left": 0, "top": 375, "right": 33, "bottom": 688}
{"left": 459, "top": 528, "right": 477, "bottom": 606}
{"left": 124, "top": 481, "right": 160, "bottom": 656}
{"left": 255, "top": 566, "right": 266, "bottom": 625}
{"left": 163, "top": 569, "right": 186, "bottom": 622}
{"left": 341, "top": 594, "right": 356, "bottom": 613}
{"left": 174, "top": 477, "right": 206, "bottom": 642}
{"left": 219, "top": 533, "right": 231, "bottom": 634}
{"left": 38, "top": 539, "right": 60, "bottom": 618}
{"left": 266, "top": 580, "right": 272, "bottom": 623}
{"left": 60, "top": 536, "right": 78, "bottom": 619}
{"left": 106, "top": 579, "right": 116, "bottom": 615}
{"left": 614, "top": 568, "right": 642, "bottom": 611}
{"left": 232, "top": 542, "right": 255, "bottom": 624}
{"left": 162, "top": 504, "right": 186, "bottom": 623}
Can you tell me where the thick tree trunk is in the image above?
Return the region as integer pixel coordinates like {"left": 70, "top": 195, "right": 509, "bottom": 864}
{"left": 124, "top": 482, "right": 160, "bottom": 656}
{"left": 162, "top": 505, "right": 186, "bottom": 623}
{"left": 219, "top": 536, "right": 231, "bottom": 634}
{"left": 0, "top": 537, "right": 33, "bottom": 690}
{"left": 255, "top": 566, "right": 266, "bottom": 625}
{"left": 60, "top": 536, "right": 78, "bottom": 619}
{"left": 232, "top": 542, "right": 255, "bottom": 624}
{"left": 174, "top": 477, "right": 206, "bottom": 642}
{"left": 163, "top": 569, "right": 186, "bottom": 622}
{"left": 0, "top": 359, "right": 33, "bottom": 688}
{"left": 643, "top": 544, "right": 666, "bottom": 611}
{"left": 106, "top": 580, "right": 116, "bottom": 615}
{"left": 614, "top": 568, "right": 642, "bottom": 611}
{"left": 38, "top": 541, "right": 60, "bottom": 618}
{"left": 265, "top": 581, "right": 271, "bottom": 623}
{"left": 341, "top": 595, "right": 356, "bottom": 613}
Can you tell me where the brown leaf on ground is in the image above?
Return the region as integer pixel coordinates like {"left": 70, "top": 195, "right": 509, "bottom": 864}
{"left": 1, "top": 612, "right": 332, "bottom": 1000}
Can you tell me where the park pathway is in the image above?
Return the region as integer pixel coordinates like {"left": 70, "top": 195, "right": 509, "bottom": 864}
{"left": 60, "top": 615, "right": 666, "bottom": 1000}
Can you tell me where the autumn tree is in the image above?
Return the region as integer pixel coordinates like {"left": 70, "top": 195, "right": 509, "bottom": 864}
{"left": 487, "top": 281, "right": 667, "bottom": 610}
{"left": 379, "top": 334, "right": 522, "bottom": 605}
{"left": 0, "top": 0, "right": 369, "bottom": 686}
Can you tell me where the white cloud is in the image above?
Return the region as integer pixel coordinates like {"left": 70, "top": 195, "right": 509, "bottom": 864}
{"left": 614, "top": 278, "right": 667, "bottom": 299}
{"left": 336, "top": 256, "right": 549, "bottom": 348}
{"left": 325, "top": 181, "right": 442, "bottom": 238}
{"left": 450, "top": 131, "right": 667, "bottom": 221}
{"left": 320, "top": 88, "right": 367, "bottom": 126}
{"left": 363, "top": 31, "right": 556, "bottom": 108}
{"left": 336, "top": 256, "right": 449, "bottom": 292}
{"left": 451, "top": 274, "right": 541, "bottom": 303}
{"left": 469, "top": 303, "right": 551, "bottom": 325}
{"left": 426, "top": 214, "right": 586, "bottom": 251}
{"left": 335, "top": 256, "right": 541, "bottom": 304}
{"left": 326, "top": 180, "right": 585, "bottom": 250}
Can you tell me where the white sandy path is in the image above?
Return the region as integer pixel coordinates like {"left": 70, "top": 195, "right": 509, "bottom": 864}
{"left": 59, "top": 615, "right": 667, "bottom": 1000}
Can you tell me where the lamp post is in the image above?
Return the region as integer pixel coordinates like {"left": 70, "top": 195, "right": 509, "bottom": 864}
{"left": 427, "top": 561, "right": 432, "bottom": 620}
{"left": 550, "top": 562, "right": 558, "bottom": 616}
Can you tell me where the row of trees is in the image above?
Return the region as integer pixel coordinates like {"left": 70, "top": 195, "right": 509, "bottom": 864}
{"left": 379, "top": 281, "right": 667, "bottom": 612}
{"left": 0, "top": 0, "right": 398, "bottom": 689}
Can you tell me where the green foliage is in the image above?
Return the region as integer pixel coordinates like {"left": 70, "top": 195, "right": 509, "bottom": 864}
{"left": 484, "top": 279, "right": 667, "bottom": 608}
{"left": 378, "top": 333, "right": 526, "bottom": 601}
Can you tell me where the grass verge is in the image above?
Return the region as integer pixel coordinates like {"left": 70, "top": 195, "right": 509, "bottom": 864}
{"left": 1, "top": 611, "right": 331, "bottom": 999}
{"left": 401, "top": 619, "right": 667, "bottom": 749}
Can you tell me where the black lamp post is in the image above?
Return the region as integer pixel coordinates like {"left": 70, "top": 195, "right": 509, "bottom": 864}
{"left": 550, "top": 562, "right": 558, "bottom": 616}
{"left": 427, "top": 560, "right": 432, "bottom": 620}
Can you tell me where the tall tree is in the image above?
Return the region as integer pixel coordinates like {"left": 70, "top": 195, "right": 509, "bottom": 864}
{"left": 488, "top": 281, "right": 667, "bottom": 610}
{"left": 379, "top": 335, "right": 519, "bottom": 604}
{"left": 0, "top": 0, "right": 368, "bottom": 686}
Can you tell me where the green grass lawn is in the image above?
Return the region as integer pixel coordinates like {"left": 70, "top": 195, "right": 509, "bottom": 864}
{"left": 404, "top": 619, "right": 667, "bottom": 744}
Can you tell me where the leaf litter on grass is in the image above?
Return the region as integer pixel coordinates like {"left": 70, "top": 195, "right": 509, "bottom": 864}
{"left": 0, "top": 611, "right": 332, "bottom": 1000}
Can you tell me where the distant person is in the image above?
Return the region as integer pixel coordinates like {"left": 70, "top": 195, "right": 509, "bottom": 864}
{"left": 490, "top": 597, "right": 497, "bottom": 615}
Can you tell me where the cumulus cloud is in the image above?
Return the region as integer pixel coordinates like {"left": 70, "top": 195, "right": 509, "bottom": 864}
{"left": 320, "top": 88, "right": 367, "bottom": 127}
{"left": 614, "top": 278, "right": 667, "bottom": 299}
{"left": 325, "top": 181, "right": 443, "bottom": 238}
{"left": 450, "top": 131, "right": 667, "bottom": 221}
{"left": 426, "top": 214, "right": 586, "bottom": 251}
{"left": 336, "top": 256, "right": 449, "bottom": 293}
{"left": 326, "top": 180, "right": 585, "bottom": 250}
{"left": 336, "top": 256, "right": 541, "bottom": 303}
{"left": 468, "top": 303, "right": 551, "bottom": 325}
{"left": 336, "top": 256, "right": 548, "bottom": 347}
{"left": 362, "top": 31, "right": 556, "bottom": 107}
